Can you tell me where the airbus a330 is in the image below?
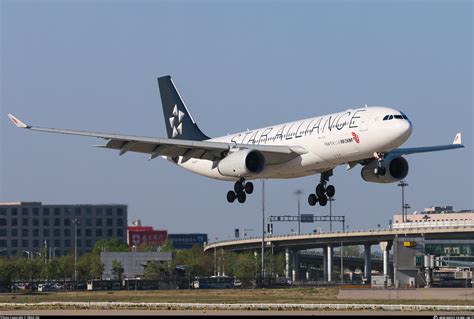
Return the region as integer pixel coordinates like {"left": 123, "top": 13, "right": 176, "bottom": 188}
{"left": 8, "top": 76, "right": 464, "bottom": 205}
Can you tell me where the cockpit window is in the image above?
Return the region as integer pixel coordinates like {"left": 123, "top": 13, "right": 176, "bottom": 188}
{"left": 384, "top": 113, "right": 409, "bottom": 121}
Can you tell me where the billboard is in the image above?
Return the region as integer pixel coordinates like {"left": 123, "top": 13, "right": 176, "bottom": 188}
{"left": 128, "top": 228, "right": 168, "bottom": 247}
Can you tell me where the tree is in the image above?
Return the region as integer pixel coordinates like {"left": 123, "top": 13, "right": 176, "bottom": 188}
{"left": 223, "top": 252, "right": 238, "bottom": 277}
{"left": 234, "top": 252, "right": 258, "bottom": 285}
{"left": 93, "top": 239, "right": 129, "bottom": 254}
{"left": 77, "top": 253, "right": 103, "bottom": 280}
{"left": 160, "top": 240, "right": 175, "bottom": 252}
{"left": 0, "top": 257, "right": 23, "bottom": 286}
{"left": 44, "top": 259, "right": 62, "bottom": 281}
{"left": 265, "top": 252, "right": 285, "bottom": 277}
{"left": 111, "top": 259, "right": 124, "bottom": 281}
{"left": 342, "top": 245, "right": 362, "bottom": 257}
{"left": 174, "top": 245, "right": 213, "bottom": 279}
{"left": 56, "top": 255, "right": 75, "bottom": 284}
{"left": 23, "top": 256, "right": 45, "bottom": 282}
{"left": 143, "top": 260, "right": 169, "bottom": 282}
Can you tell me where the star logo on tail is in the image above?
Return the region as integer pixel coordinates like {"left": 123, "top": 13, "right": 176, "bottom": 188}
{"left": 169, "top": 104, "right": 185, "bottom": 137}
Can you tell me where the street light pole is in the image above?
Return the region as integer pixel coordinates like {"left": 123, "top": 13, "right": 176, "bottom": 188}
{"left": 73, "top": 218, "right": 78, "bottom": 289}
{"left": 340, "top": 241, "right": 344, "bottom": 284}
{"left": 261, "top": 179, "right": 265, "bottom": 287}
{"left": 329, "top": 198, "right": 335, "bottom": 232}
{"left": 397, "top": 180, "right": 408, "bottom": 223}
{"left": 23, "top": 250, "right": 31, "bottom": 260}
{"left": 294, "top": 190, "right": 303, "bottom": 235}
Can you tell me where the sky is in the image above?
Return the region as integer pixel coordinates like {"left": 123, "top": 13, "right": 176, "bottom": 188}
{"left": 1, "top": 0, "right": 472, "bottom": 243}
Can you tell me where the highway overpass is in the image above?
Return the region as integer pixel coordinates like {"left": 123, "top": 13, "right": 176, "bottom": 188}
{"left": 204, "top": 223, "right": 474, "bottom": 285}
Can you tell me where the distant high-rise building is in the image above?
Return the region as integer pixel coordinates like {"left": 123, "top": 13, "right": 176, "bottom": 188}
{"left": 0, "top": 202, "right": 128, "bottom": 257}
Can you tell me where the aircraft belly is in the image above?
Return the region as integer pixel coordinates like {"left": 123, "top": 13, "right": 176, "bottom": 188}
{"left": 174, "top": 152, "right": 329, "bottom": 181}
{"left": 257, "top": 152, "right": 330, "bottom": 179}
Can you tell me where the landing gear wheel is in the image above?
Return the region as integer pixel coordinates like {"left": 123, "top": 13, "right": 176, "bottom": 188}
{"left": 308, "top": 194, "right": 318, "bottom": 206}
{"left": 237, "top": 191, "right": 247, "bottom": 203}
{"left": 319, "top": 194, "right": 328, "bottom": 206}
{"left": 326, "top": 185, "right": 335, "bottom": 198}
{"left": 244, "top": 182, "right": 254, "bottom": 194}
{"left": 227, "top": 191, "right": 236, "bottom": 203}
{"left": 234, "top": 181, "right": 244, "bottom": 193}
{"left": 374, "top": 166, "right": 386, "bottom": 176}
{"left": 316, "top": 184, "right": 326, "bottom": 197}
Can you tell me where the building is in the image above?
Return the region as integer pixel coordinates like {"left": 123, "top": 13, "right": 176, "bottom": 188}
{"left": 0, "top": 202, "right": 128, "bottom": 257}
{"left": 393, "top": 205, "right": 473, "bottom": 226}
{"left": 101, "top": 251, "right": 173, "bottom": 279}
{"left": 392, "top": 206, "right": 474, "bottom": 287}
{"left": 168, "top": 233, "right": 208, "bottom": 249}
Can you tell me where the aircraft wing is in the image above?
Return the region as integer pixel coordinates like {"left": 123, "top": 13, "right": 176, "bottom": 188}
{"left": 7, "top": 114, "right": 299, "bottom": 164}
{"left": 389, "top": 133, "right": 464, "bottom": 157}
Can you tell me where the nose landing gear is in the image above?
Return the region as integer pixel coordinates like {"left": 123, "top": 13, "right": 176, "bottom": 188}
{"left": 308, "top": 170, "right": 335, "bottom": 206}
{"left": 227, "top": 178, "right": 254, "bottom": 203}
{"left": 373, "top": 152, "right": 387, "bottom": 177}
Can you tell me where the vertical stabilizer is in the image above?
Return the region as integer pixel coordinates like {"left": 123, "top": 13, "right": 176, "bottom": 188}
{"left": 158, "top": 76, "right": 209, "bottom": 141}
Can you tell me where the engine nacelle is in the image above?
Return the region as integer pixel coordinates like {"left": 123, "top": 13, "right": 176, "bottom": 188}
{"left": 361, "top": 156, "right": 409, "bottom": 183}
{"left": 217, "top": 149, "right": 265, "bottom": 177}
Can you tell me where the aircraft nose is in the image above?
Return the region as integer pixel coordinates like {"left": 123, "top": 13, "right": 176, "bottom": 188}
{"left": 399, "top": 119, "right": 413, "bottom": 140}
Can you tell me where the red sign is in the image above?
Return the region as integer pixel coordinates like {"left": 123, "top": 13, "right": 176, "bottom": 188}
{"left": 128, "top": 227, "right": 168, "bottom": 246}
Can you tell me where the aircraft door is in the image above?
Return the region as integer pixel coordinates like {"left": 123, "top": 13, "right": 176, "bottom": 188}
{"left": 359, "top": 113, "right": 369, "bottom": 132}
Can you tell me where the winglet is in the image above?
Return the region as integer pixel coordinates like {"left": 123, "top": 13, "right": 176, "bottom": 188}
{"left": 7, "top": 114, "right": 29, "bottom": 128}
{"left": 453, "top": 133, "right": 462, "bottom": 145}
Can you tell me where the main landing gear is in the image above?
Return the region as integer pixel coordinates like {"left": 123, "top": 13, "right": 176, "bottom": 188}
{"left": 227, "top": 178, "right": 254, "bottom": 204}
{"left": 308, "top": 170, "right": 335, "bottom": 207}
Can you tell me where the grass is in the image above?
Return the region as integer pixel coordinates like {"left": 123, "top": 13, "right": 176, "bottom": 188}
{"left": 0, "top": 288, "right": 472, "bottom": 307}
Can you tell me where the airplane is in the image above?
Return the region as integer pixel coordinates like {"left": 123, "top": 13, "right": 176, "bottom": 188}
{"left": 8, "top": 75, "right": 464, "bottom": 205}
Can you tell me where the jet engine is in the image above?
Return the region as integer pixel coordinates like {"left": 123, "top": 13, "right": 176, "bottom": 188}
{"left": 217, "top": 149, "right": 265, "bottom": 177}
{"left": 361, "top": 156, "right": 409, "bottom": 183}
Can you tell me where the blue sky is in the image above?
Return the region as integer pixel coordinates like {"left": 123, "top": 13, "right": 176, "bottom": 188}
{"left": 1, "top": 0, "right": 472, "bottom": 242}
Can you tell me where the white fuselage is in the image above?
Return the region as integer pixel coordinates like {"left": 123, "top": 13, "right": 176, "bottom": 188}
{"left": 170, "top": 106, "right": 413, "bottom": 181}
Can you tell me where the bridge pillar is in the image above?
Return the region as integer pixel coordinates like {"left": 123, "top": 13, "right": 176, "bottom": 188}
{"left": 327, "top": 245, "right": 333, "bottom": 282}
{"left": 285, "top": 248, "right": 291, "bottom": 278}
{"left": 292, "top": 250, "right": 300, "bottom": 282}
{"left": 323, "top": 247, "right": 328, "bottom": 281}
{"left": 379, "top": 241, "right": 392, "bottom": 287}
{"left": 364, "top": 244, "right": 372, "bottom": 284}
